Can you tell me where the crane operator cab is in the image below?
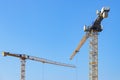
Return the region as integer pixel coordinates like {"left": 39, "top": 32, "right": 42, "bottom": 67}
{"left": 84, "top": 7, "right": 110, "bottom": 32}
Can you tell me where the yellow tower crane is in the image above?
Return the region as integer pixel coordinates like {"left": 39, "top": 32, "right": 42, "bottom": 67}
{"left": 70, "top": 7, "right": 110, "bottom": 80}
{"left": 2, "top": 51, "right": 75, "bottom": 80}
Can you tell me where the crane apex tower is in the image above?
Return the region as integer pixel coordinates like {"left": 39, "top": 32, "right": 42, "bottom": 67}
{"left": 70, "top": 7, "right": 110, "bottom": 80}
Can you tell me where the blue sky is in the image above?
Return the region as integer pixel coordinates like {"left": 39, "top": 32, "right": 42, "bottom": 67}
{"left": 0, "top": 0, "right": 120, "bottom": 80}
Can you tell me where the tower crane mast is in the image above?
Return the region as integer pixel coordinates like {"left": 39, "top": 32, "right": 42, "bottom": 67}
{"left": 2, "top": 51, "right": 75, "bottom": 80}
{"left": 70, "top": 7, "right": 110, "bottom": 80}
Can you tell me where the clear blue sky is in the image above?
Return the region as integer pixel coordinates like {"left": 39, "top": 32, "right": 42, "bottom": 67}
{"left": 0, "top": 0, "right": 119, "bottom": 80}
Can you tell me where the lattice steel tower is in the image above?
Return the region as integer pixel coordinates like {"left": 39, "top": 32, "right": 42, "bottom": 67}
{"left": 89, "top": 32, "right": 98, "bottom": 80}
{"left": 70, "top": 7, "right": 110, "bottom": 80}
